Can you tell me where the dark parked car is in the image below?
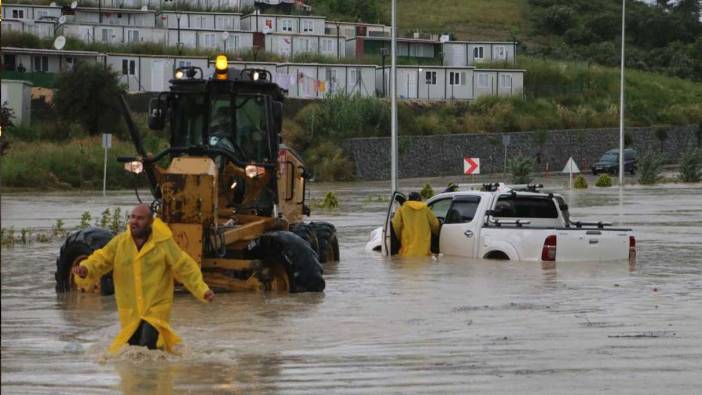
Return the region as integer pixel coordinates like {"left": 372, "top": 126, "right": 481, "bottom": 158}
{"left": 591, "top": 148, "right": 638, "bottom": 175}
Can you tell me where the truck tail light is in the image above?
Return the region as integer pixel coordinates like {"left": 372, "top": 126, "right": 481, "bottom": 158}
{"left": 541, "top": 235, "right": 557, "bottom": 261}
{"left": 629, "top": 236, "right": 636, "bottom": 261}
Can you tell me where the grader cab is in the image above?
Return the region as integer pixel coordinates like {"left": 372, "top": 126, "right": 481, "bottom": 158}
{"left": 55, "top": 55, "right": 338, "bottom": 294}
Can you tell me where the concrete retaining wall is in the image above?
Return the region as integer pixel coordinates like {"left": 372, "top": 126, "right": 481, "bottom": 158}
{"left": 344, "top": 125, "right": 700, "bottom": 180}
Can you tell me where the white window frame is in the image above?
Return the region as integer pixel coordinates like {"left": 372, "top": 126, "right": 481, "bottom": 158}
{"left": 494, "top": 45, "right": 506, "bottom": 60}
{"left": 33, "top": 55, "right": 49, "bottom": 72}
{"left": 425, "top": 70, "right": 437, "bottom": 85}
{"left": 302, "top": 20, "right": 314, "bottom": 33}
{"left": 204, "top": 33, "right": 216, "bottom": 48}
{"left": 321, "top": 38, "right": 333, "bottom": 52}
{"left": 122, "top": 59, "right": 136, "bottom": 75}
{"left": 36, "top": 10, "right": 48, "bottom": 19}
{"left": 101, "top": 28, "right": 114, "bottom": 43}
{"left": 473, "top": 46, "right": 484, "bottom": 60}
{"left": 500, "top": 74, "right": 512, "bottom": 89}
{"left": 281, "top": 19, "right": 293, "bottom": 32}
{"left": 449, "top": 71, "right": 465, "bottom": 86}
{"left": 12, "top": 9, "right": 25, "bottom": 19}
{"left": 127, "top": 29, "right": 140, "bottom": 43}
{"left": 477, "top": 73, "right": 489, "bottom": 89}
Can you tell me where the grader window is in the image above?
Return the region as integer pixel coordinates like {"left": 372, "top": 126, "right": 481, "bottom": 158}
{"left": 235, "top": 96, "right": 270, "bottom": 163}
{"left": 173, "top": 94, "right": 206, "bottom": 147}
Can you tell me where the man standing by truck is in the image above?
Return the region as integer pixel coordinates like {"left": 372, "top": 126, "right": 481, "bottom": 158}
{"left": 391, "top": 192, "right": 440, "bottom": 257}
{"left": 72, "top": 203, "right": 214, "bottom": 354}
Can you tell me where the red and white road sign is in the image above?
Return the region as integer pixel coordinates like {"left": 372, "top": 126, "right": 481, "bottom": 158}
{"left": 463, "top": 157, "right": 480, "bottom": 175}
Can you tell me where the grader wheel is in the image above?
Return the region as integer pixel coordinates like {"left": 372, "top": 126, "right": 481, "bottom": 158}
{"left": 56, "top": 227, "right": 115, "bottom": 295}
{"left": 267, "top": 263, "right": 291, "bottom": 292}
{"left": 258, "top": 231, "right": 325, "bottom": 293}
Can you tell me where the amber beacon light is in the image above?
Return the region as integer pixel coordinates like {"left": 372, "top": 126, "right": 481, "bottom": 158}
{"left": 215, "top": 54, "right": 228, "bottom": 80}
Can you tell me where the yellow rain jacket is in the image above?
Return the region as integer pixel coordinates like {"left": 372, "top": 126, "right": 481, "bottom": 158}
{"left": 77, "top": 218, "right": 210, "bottom": 353}
{"left": 391, "top": 200, "right": 440, "bottom": 257}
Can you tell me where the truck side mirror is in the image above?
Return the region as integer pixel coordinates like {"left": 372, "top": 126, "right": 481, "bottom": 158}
{"left": 148, "top": 98, "right": 165, "bottom": 130}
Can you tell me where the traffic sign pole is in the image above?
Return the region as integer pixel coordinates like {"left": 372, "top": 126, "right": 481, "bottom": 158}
{"left": 102, "top": 133, "right": 112, "bottom": 197}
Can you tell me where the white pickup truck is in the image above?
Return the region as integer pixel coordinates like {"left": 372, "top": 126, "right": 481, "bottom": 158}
{"left": 367, "top": 183, "right": 636, "bottom": 263}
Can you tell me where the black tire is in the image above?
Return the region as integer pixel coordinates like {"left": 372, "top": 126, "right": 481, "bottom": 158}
{"left": 258, "top": 231, "right": 325, "bottom": 293}
{"left": 289, "top": 223, "right": 320, "bottom": 256}
{"left": 55, "top": 227, "right": 115, "bottom": 295}
{"left": 310, "top": 222, "right": 340, "bottom": 263}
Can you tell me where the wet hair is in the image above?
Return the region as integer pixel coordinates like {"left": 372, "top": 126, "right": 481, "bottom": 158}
{"left": 408, "top": 192, "right": 422, "bottom": 201}
{"left": 395, "top": 194, "right": 407, "bottom": 205}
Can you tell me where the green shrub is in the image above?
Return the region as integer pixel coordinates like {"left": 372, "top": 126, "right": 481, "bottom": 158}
{"left": 54, "top": 63, "right": 124, "bottom": 136}
{"left": 574, "top": 175, "right": 588, "bottom": 189}
{"left": 79, "top": 212, "right": 92, "bottom": 229}
{"left": 420, "top": 184, "right": 434, "bottom": 200}
{"left": 304, "top": 142, "right": 355, "bottom": 182}
{"left": 318, "top": 192, "right": 340, "bottom": 209}
{"left": 508, "top": 156, "right": 534, "bottom": 184}
{"left": 638, "top": 152, "right": 664, "bottom": 185}
{"left": 595, "top": 174, "right": 613, "bottom": 187}
{"left": 678, "top": 149, "right": 701, "bottom": 183}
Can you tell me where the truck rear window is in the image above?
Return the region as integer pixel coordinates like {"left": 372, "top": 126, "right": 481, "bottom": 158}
{"left": 494, "top": 196, "right": 558, "bottom": 218}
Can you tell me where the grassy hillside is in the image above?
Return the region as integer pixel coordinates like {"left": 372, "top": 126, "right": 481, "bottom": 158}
{"left": 389, "top": 0, "right": 527, "bottom": 41}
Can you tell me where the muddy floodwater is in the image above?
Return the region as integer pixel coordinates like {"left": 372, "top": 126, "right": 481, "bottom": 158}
{"left": 2, "top": 180, "right": 701, "bottom": 394}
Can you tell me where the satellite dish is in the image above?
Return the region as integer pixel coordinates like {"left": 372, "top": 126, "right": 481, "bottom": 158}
{"left": 54, "top": 35, "right": 66, "bottom": 50}
{"left": 70, "top": 1, "right": 78, "bottom": 9}
{"left": 50, "top": 2, "right": 57, "bottom": 6}
{"left": 59, "top": 15, "right": 66, "bottom": 24}
{"left": 141, "top": 6, "right": 148, "bottom": 11}
{"left": 222, "top": 31, "right": 229, "bottom": 40}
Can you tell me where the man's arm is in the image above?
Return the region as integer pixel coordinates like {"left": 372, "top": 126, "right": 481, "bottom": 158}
{"left": 73, "top": 238, "right": 118, "bottom": 283}
{"left": 427, "top": 209, "right": 440, "bottom": 235}
{"left": 165, "top": 239, "right": 214, "bottom": 302}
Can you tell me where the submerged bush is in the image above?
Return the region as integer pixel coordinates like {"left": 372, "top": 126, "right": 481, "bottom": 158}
{"left": 574, "top": 175, "right": 588, "bottom": 189}
{"left": 595, "top": 174, "right": 613, "bottom": 187}
{"left": 638, "top": 152, "right": 665, "bottom": 185}
{"left": 508, "top": 156, "right": 534, "bottom": 184}
{"left": 420, "top": 184, "right": 434, "bottom": 200}
{"left": 678, "top": 149, "right": 701, "bottom": 183}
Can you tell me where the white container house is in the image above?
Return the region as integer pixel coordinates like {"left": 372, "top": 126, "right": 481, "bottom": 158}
{"left": 443, "top": 41, "right": 517, "bottom": 67}
{"left": 241, "top": 13, "right": 325, "bottom": 35}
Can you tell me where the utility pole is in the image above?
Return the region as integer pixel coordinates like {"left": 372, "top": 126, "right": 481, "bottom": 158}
{"left": 619, "top": 0, "right": 626, "bottom": 186}
{"left": 390, "top": 0, "right": 398, "bottom": 192}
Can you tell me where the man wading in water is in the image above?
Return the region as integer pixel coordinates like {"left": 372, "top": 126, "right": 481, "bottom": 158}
{"left": 73, "top": 204, "right": 214, "bottom": 353}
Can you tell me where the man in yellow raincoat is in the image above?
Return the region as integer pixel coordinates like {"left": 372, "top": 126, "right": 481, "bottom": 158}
{"left": 73, "top": 203, "right": 214, "bottom": 354}
{"left": 391, "top": 192, "right": 440, "bottom": 257}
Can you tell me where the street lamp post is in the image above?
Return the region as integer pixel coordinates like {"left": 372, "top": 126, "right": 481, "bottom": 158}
{"left": 619, "top": 0, "right": 626, "bottom": 186}
{"left": 380, "top": 47, "right": 389, "bottom": 96}
{"left": 176, "top": 14, "right": 182, "bottom": 54}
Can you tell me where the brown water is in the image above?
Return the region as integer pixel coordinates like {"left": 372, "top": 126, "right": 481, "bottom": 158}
{"left": 2, "top": 181, "right": 702, "bottom": 394}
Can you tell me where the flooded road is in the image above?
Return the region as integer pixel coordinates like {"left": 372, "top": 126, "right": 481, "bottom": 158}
{"left": 2, "top": 181, "right": 702, "bottom": 394}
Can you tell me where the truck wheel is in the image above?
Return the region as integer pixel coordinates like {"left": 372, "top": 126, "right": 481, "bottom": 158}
{"left": 289, "top": 223, "right": 320, "bottom": 256}
{"left": 258, "top": 231, "right": 325, "bottom": 293}
{"left": 310, "top": 222, "right": 340, "bottom": 263}
{"left": 55, "top": 227, "right": 115, "bottom": 295}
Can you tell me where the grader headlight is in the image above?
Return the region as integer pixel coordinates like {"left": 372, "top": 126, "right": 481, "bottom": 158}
{"left": 174, "top": 68, "right": 185, "bottom": 79}
{"left": 215, "top": 54, "right": 228, "bottom": 80}
{"left": 245, "top": 165, "right": 265, "bottom": 178}
{"left": 124, "top": 161, "right": 144, "bottom": 174}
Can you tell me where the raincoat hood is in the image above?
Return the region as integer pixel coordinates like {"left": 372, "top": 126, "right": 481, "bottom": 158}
{"left": 128, "top": 217, "right": 173, "bottom": 242}
{"left": 404, "top": 201, "right": 428, "bottom": 210}
{"left": 77, "top": 218, "right": 210, "bottom": 354}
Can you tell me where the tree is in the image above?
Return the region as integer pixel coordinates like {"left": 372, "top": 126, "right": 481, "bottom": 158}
{"left": 53, "top": 62, "right": 124, "bottom": 136}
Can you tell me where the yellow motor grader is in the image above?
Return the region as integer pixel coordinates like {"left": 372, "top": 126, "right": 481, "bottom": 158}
{"left": 55, "top": 55, "right": 338, "bottom": 294}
